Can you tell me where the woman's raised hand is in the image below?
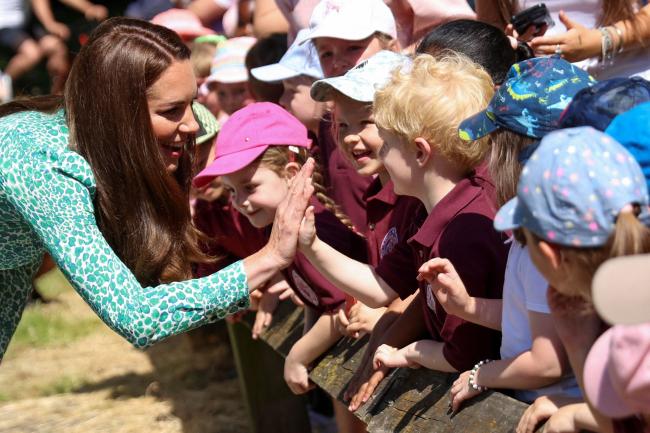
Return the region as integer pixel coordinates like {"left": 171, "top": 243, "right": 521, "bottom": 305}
{"left": 265, "top": 158, "right": 315, "bottom": 268}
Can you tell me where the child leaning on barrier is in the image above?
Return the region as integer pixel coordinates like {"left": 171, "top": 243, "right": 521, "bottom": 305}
{"left": 416, "top": 57, "right": 595, "bottom": 413}
{"left": 299, "top": 53, "right": 508, "bottom": 391}
{"left": 495, "top": 127, "right": 650, "bottom": 433}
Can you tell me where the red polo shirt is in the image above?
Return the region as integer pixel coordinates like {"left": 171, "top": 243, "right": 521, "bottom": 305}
{"left": 284, "top": 197, "right": 368, "bottom": 314}
{"left": 193, "top": 198, "right": 267, "bottom": 277}
{"left": 316, "top": 117, "right": 372, "bottom": 233}
{"left": 378, "top": 169, "right": 508, "bottom": 371}
{"left": 364, "top": 177, "right": 427, "bottom": 267}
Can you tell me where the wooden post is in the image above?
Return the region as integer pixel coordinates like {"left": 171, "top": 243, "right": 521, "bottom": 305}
{"left": 227, "top": 319, "right": 311, "bottom": 433}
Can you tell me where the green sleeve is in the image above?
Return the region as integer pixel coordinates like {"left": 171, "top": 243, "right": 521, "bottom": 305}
{"left": 0, "top": 123, "right": 250, "bottom": 349}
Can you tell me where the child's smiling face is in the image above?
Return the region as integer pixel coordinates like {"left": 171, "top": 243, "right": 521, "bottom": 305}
{"left": 222, "top": 162, "right": 289, "bottom": 228}
{"left": 334, "top": 96, "right": 385, "bottom": 178}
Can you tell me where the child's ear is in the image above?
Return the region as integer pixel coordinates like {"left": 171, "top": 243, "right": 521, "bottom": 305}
{"left": 538, "top": 240, "right": 562, "bottom": 270}
{"left": 283, "top": 162, "right": 301, "bottom": 180}
{"left": 413, "top": 137, "right": 432, "bottom": 167}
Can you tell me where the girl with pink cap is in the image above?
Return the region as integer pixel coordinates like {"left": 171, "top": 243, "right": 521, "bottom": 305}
{"left": 194, "top": 102, "right": 368, "bottom": 432}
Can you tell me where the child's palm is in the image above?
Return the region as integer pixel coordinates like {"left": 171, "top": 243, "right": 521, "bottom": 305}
{"left": 298, "top": 206, "right": 317, "bottom": 248}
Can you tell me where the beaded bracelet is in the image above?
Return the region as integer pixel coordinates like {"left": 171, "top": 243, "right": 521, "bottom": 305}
{"left": 610, "top": 25, "right": 625, "bottom": 53}
{"left": 599, "top": 27, "right": 614, "bottom": 67}
{"left": 468, "top": 359, "right": 492, "bottom": 392}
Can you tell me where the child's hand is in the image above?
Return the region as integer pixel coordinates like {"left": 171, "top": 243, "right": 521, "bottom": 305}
{"left": 345, "top": 303, "right": 385, "bottom": 339}
{"left": 540, "top": 404, "right": 582, "bottom": 433}
{"left": 373, "top": 344, "right": 419, "bottom": 370}
{"left": 266, "top": 278, "right": 304, "bottom": 307}
{"left": 517, "top": 395, "right": 562, "bottom": 433}
{"left": 297, "top": 205, "right": 317, "bottom": 250}
{"left": 252, "top": 290, "right": 279, "bottom": 339}
{"left": 284, "top": 355, "right": 315, "bottom": 395}
{"left": 417, "top": 258, "right": 471, "bottom": 318}
{"left": 449, "top": 370, "right": 483, "bottom": 413}
{"left": 334, "top": 308, "right": 351, "bottom": 336}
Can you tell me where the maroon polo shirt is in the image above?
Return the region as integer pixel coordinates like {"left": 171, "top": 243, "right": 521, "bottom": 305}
{"left": 316, "top": 117, "right": 371, "bottom": 233}
{"left": 377, "top": 168, "right": 508, "bottom": 371}
{"left": 364, "top": 177, "right": 427, "bottom": 267}
{"left": 193, "top": 198, "right": 267, "bottom": 277}
{"left": 284, "top": 197, "right": 368, "bottom": 314}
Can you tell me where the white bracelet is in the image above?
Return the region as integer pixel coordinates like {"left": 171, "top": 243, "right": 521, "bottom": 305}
{"left": 468, "top": 359, "right": 492, "bottom": 392}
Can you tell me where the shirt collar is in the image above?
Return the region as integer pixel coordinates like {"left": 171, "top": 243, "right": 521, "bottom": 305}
{"left": 363, "top": 177, "right": 398, "bottom": 206}
{"left": 409, "top": 169, "right": 491, "bottom": 249}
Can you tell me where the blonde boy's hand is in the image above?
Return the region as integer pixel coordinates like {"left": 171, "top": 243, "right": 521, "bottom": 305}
{"left": 297, "top": 205, "right": 316, "bottom": 251}
{"left": 284, "top": 355, "right": 315, "bottom": 395}
{"left": 417, "top": 258, "right": 471, "bottom": 318}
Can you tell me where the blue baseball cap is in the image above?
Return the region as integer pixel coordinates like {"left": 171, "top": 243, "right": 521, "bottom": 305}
{"left": 459, "top": 56, "right": 596, "bottom": 141}
{"left": 606, "top": 101, "right": 650, "bottom": 195}
{"left": 495, "top": 127, "right": 650, "bottom": 247}
{"left": 310, "top": 50, "right": 411, "bottom": 103}
{"left": 560, "top": 77, "right": 650, "bottom": 131}
{"left": 250, "top": 29, "right": 323, "bottom": 82}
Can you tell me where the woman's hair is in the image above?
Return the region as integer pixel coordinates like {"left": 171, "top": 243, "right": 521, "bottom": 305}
{"left": 258, "top": 146, "right": 357, "bottom": 233}
{"left": 531, "top": 209, "right": 650, "bottom": 299}
{"left": 494, "top": 1, "right": 642, "bottom": 36}
{"left": 488, "top": 129, "right": 537, "bottom": 208}
{"left": 374, "top": 53, "right": 494, "bottom": 173}
{"left": 416, "top": 19, "right": 517, "bottom": 84}
{"left": 63, "top": 17, "right": 207, "bottom": 285}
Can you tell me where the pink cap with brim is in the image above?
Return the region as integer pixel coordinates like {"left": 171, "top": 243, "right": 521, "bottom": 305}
{"left": 193, "top": 102, "right": 312, "bottom": 187}
{"left": 584, "top": 324, "right": 650, "bottom": 418}
{"left": 151, "top": 9, "right": 215, "bottom": 39}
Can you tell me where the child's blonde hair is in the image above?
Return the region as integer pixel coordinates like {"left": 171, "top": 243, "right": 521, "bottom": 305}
{"left": 190, "top": 42, "right": 217, "bottom": 79}
{"left": 374, "top": 53, "right": 494, "bottom": 172}
{"left": 258, "top": 146, "right": 357, "bottom": 233}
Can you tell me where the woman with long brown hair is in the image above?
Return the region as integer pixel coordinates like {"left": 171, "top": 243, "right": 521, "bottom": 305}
{"left": 476, "top": 0, "right": 650, "bottom": 80}
{"left": 0, "top": 17, "right": 314, "bottom": 360}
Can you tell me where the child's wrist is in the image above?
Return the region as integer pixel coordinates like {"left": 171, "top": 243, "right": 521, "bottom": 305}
{"left": 463, "top": 296, "right": 477, "bottom": 320}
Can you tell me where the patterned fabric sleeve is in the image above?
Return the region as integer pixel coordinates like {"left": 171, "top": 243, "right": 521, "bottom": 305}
{"left": 0, "top": 117, "right": 250, "bottom": 350}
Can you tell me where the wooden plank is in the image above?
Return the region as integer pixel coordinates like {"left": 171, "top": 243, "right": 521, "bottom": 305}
{"left": 238, "top": 302, "right": 534, "bottom": 433}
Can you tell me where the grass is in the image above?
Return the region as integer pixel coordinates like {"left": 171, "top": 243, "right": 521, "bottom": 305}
{"left": 39, "top": 375, "right": 88, "bottom": 397}
{"left": 4, "top": 269, "right": 102, "bottom": 357}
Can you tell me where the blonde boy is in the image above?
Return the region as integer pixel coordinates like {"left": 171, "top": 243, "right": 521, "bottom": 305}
{"left": 300, "top": 54, "right": 508, "bottom": 403}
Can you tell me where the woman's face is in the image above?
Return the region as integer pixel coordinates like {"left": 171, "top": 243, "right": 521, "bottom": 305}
{"left": 314, "top": 35, "right": 387, "bottom": 78}
{"left": 334, "top": 97, "right": 385, "bottom": 178}
{"left": 147, "top": 60, "right": 199, "bottom": 173}
{"left": 222, "top": 163, "right": 289, "bottom": 228}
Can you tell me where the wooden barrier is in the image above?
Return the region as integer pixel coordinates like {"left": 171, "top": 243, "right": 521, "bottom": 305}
{"left": 231, "top": 300, "right": 532, "bottom": 433}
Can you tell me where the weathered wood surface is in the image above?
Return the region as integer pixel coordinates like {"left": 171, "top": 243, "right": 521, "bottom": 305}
{"left": 238, "top": 301, "right": 531, "bottom": 433}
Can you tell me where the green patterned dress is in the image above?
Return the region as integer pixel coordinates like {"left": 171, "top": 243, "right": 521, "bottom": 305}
{"left": 0, "top": 110, "right": 250, "bottom": 360}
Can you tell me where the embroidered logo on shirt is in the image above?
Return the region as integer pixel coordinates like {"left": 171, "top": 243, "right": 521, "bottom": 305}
{"left": 291, "top": 270, "right": 319, "bottom": 306}
{"left": 379, "top": 227, "right": 398, "bottom": 259}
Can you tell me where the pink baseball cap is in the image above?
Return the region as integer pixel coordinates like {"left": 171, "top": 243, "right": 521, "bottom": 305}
{"left": 584, "top": 323, "right": 650, "bottom": 418}
{"left": 193, "top": 102, "right": 312, "bottom": 187}
{"left": 151, "top": 9, "right": 215, "bottom": 40}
